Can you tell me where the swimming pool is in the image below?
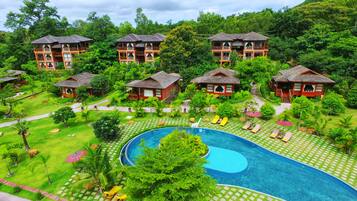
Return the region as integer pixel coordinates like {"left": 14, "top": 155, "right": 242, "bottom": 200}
{"left": 120, "top": 127, "right": 357, "bottom": 201}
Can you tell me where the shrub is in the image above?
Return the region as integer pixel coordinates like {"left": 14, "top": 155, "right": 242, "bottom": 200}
{"left": 13, "top": 186, "right": 22, "bottom": 194}
{"left": 133, "top": 100, "right": 146, "bottom": 118}
{"left": 322, "top": 92, "right": 346, "bottom": 115}
{"left": 90, "top": 75, "right": 109, "bottom": 96}
{"left": 292, "top": 96, "right": 315, "bottom": 118}
{"left": 347, "top": 82, "right": 357, "bottom": 108}
{"left": 231, "top": 90, "right": 252, "bottom": 103}
{"left": 51, "top": 107, "right": 76, "bottom": 127}
{"left": 260, "top": 103, "right": 275, "bottom": 120}
{"left": 189, "top": 91, "right": 208, "bottom": 117}
{"left": 76, "top": 86, "right": 89, "bottom": 102}
{"left": 35, "top": 192, "right": 44, "bottom": 200}
{"left": 217, "top": 102, "right": 235, "bottom": 118}
{"left": 92, "top": 116, "right": 122, "bottom": 141}
{"left": 169, "top": 107, "right": 181, "bottom": 118}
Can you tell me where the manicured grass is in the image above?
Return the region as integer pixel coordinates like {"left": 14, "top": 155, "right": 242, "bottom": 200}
{"left": 323, "top": 108, "right": 357, "bottom": 130}
{"left": 0, "top": 111, "right": 110, "bottom": 194}
{"left": 0, "top": 184, "right": 38, "bottom": 200}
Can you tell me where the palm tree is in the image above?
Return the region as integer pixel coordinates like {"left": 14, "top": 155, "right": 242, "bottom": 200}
{"left": 39, "top": 155, "right": 52, "bottom": 184}
{"left": 13, "top": 119, "right": 30, "bottom": 151}
{"left": 72, "top": 146, "right": 122, "bottom": 193}
{"left": 339, "top": 115, "right": 353, "bottom": 129}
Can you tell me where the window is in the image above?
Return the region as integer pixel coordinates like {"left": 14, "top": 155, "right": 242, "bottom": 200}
{"left": 37, "top": 54, "right": 44, "bottom": 60}
{"left": 146, "top": 43, "right": 153, "bottom": 50}
{"left": 65, "top": 62, "right": 72, "bottom": 67}
{"left": 127, "top": 43, "right": 134, "bottom": 50}
{"left": 245, "top": 52, "right": 252, "bottom": 59}
{"left": 45, "top": 54, "right": 52, "bottom": 60}
{"left": 146, "top": 53, "right": 153, "bottom": 60}
{"left": 144, "top": 89, "right": 153, "bottom": 97}
{"left": 222, "top": 52, "right": 230, "bottom": 60}
{"left": 303, "top": 84, "right": 315, "bottom": 92}
{"left": 65, "top": 88, "right": 73, "bottom": 94}
{"left": 128, "top": 53, "right": 134, "bottom": 59}
{"left": 63, "top": 53, "right": 72, "bottom": 60}
{"left": 294, "top": 83, "right": 301, "bottom": 91}
{"left": 207, "top": 84, "right": 214, "bottom": 92}
{"left": 226, "top": 85, "right": 232, "bottom": 93}
{"left": 245, "top": 42, "right": 253, "bottom": 49}
{"left": 47, "top": 62, "right": 53, "bottom": 68}
{"left": 316, "top": 84, "right": 323, "bottom": 92}
{"left": 155, "top": 89, "right": 161, "bottom": 97}
{"left": 223, "top": 42, "right": 230, "bottom": 49}
{"left": 214, "top": 85, "right": 224, "bottom": 93}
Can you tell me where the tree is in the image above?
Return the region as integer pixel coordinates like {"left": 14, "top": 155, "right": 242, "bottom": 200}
{"left": 160, "top": 24, "right": 213, "bottom": 74}
{"left": 92, "top": 116, "right": 122, "bottom": 141}
{"left": 125, "top": 131, "right": 216, "bottom": 201}
{"left": 189, "top": 91, "right": 209, "bottom": 117}
{"left": 0, "top": 84, "right": 16, "bottom": 116}
{"left": 217, "top": 102, "right": 235, "bottom": 118}
{"left": 196, "top": 12, "right": 224, "bottom": 34}
{"left": 338, "top": 115, "right": 353, "bottom": 129}
{"left": 13, "top": 119, "right": 30, "bottom": 151}
{"left": 51, "top": 107, "right": 76, "bottom": 127}
{"left": 81, "top": 12, "right": 116, "bottom": 41}
{"left": 347, "top": 82, "right": 357, "bottom": 108}
{"left": 321, "top": 92, "right": 346, "bottom": 115}
{"left": 135, "top": 8, "right": 154, "bottom": 34}
{"left": 73, "top": 146, "right": 121, "bottom": 193}
{"left": 90, "top": 75, "right": 110, "bottom": 96}
{"left": 292, "top": 96, "right": 315, "bottom": 119}
{"left": 37, "top": 155, "right": 52, "bottom": 184}
{"left": 133, "top": 100, "right": 146, "bottom": 118}
{"left": 76, "top": 86, "right": 89, "bottom": 102}
{"left": 81, "top": 107, "right": 91, "bottom": 122}
{"left": 260, "top": 103, "right": 276, "bottom": 120}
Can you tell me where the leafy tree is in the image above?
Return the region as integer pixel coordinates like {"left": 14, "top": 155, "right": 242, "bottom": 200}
{"left": 338, "top": 115, "right": 353, "bottom": 129}
{"left": 81, "top": 107, "right": 91, "bottom": 122}
{"left": 76, "top": 86, "right": 89, "bottom": 102}
{"left": 133, "top": 100, "right": 146, "bottom": 118}
{"left": 260, "top": 103, "right": 275, "bottom": 120}
{"left": 13, "top": 119, "right": 30, "bottom": 151}
{"left": 125, "top": 131, "right": 216, "bottom": 201}
{"left": 230, "top": 91, "right": 252, "bottom": 103}
{"left": 321, "top": 92, "right": 346, "bottom": 115}
{"left": 34, "top": 155, "right": 52, "bottom": 184}
{"left": 217, "top": 102, "right": 235, "bottom": 118}
{"left": 74, "top": 146, "right": 121, "bottom": 193}
{"left": 51, "top": 107, "right": 76, "bottom": 127}
{"left": 189, "top": 91, "right": 209, "bottom": 117}
{"left": 328, "top": 127, "right": 357, "bottom": 154}
{"left": 160, "top": 24, "right": 213, "bottom": 74}
{"left": 347, "top": 82, "right": 357, "bottom": 108}
{"left": 81, "top": 12, "right": 117, "bottom": 41}
{"left": 0, "top": 84, "right": 16, "bottom": 115}
{"left": 196, "top": 12, "right": 224, "bottom": 34}
{"left": 92, "top": 116, "right": 122, "bottom": 141}
{"left": 90, "top": 75, "right": 109, "bottom": 96}
{"left": 291, "top": 96, "right": 315, "bottom": 119}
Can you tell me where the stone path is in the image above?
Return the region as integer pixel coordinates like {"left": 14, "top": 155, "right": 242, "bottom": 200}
{"left": 0, "top": 192, "right": 30, "bottom": 201}
{"left": 253, "top": 95, "right": 290, "bottom": 115}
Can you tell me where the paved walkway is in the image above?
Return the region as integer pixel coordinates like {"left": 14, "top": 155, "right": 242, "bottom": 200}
{"left": 0, "top": 192, "right": 30, "bottom": 201}
{"left": 253, "top": 95, "right": 290, "bottom": 115}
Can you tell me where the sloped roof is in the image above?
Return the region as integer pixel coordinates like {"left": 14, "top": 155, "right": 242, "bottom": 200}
{"left": 191, "top": 68, "right": 240, "bottom": 84}
{"left": 54, "top": 72, "right": 97, "bottom": 88}
{"left": 32, "top": 35, "right": 92, "bottom": 44}
{"left": 117, "top": 33, "right": 166, "bottom": 43}
{"left": 209, "top": 32, "right": 269, "bottom": 42}
{"left": 126, "top": 71, "right": 181, "bottom": 89}
{"left": 0, "top": 70, "right": 25, "bottom": 84}
{"left": 272, "top": 65, "right": 335, "bottom": 84}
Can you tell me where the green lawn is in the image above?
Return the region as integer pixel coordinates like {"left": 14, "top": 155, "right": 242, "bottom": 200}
{"left": 323, "top": 108, "right": 357, "bottom": 130}
{"left": 0, "top": 111, "right": 111, "bottom": 194}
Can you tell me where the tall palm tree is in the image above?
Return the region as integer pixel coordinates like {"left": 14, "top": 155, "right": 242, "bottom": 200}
{"left": 14, "top": 119, "right": 30, "bottom": 151}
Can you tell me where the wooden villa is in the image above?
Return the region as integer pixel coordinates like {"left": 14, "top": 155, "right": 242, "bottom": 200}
{"left": 126, "top": 71, "right": 181, "bottom": 101}
{"left": 32, "top": 35, "right": 92, "bottom": 70}
{"left": 191, "top": 68, "right": 240, "bottom": 96}
{"left": 0, "top": 70, "right": 26, "bottom": 88}
{"left": 117, "top": 33, "right": 165, "bottom": 63}
{"left": 271, "top": 65, "right": 335, "bottom": 102}
{"left": 54, "top": 72, "right": 97, "bottom": 98}
{"left": 209, "top": 32, "right": 269, "bottom": 65}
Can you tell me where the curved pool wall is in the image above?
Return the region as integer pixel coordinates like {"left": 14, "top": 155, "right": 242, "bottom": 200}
{"left": 120, "top": 127, "right": 357, "bottom": 201}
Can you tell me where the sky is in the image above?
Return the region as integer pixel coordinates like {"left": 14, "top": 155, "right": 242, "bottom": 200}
{"left": 0, "top": 0, "right": 304, "bottom": 31}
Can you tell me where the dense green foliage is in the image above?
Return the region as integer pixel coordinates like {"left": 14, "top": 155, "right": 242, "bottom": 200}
{"left": 92, "top": 116, "right": 122, "bottom": 141}
{"left": 321, "top": 92, "right": 346, "bottom": 115}
{"left": 347, "top": 82, "right": 357, "bottom": 108}
{"left": 292, "top": 96, "right": 315, "bottom": 119}
{"left": 51, "top": 107, "right": 76, "bottom": 127}
{"left": 90, "top": 75, "right": 110, "bottom": 96}
{"left": 217, "top": 102, "right": 235, "bottom": 118}
{"left": 125, "top": 131, "right": 216, "bottom": 201}
{"left": 260, "top": 103, "right": 275, "bottom": 120}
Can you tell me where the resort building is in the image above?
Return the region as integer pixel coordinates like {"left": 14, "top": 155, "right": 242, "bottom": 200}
{"left": 54, "top": 72, "right": 97, "bottom": 98}
{"left": 209, "top": 32, "right": 269, "bottom": 65}
{"left": 126, "top": 71, "right": 181, "bottom": 101}
{"left": 32, "top": 35, "right": 92, "bottom": 70}
{"left": 271, "top": 65, "right": 335, "bottom": 102}
{"left": 117, "top": 33, "right": 165, "bottom": 63}
{"left": 191, "top": 68, "right": 240, "bottom": 96}
{"left": 0, "top": 70, "right": 26, "bottom": 88}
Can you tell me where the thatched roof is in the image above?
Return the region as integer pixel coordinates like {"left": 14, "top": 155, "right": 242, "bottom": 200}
{"left": 209, "top": 32, "right": 268, "bottom": 42}
{"left": 272, "top": 65, "right": 335, "bottom": 84}
{"left": 0, "top": 70, "right": 25, "bottom": 84}
{"left": 126, "top": 71, "right": 181, "bottom": 89}
{"left": 54, "top": 72, "right": 97, "bottom": 88}
{"left": 117, "top": 33, "right": 165, "bottom": 43}
{"left": 32, "top": 35, "right": 92, "bottom": 44}
{"left": 191, "top": 68, "right": 240, "bottom": 84}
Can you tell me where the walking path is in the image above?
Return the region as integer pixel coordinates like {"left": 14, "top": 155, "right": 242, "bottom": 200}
{"left": 0, "top": 192, "right": 30, "bottom": 201}
{"left": 253, "top": 95, "right": 291, "bottom": 115}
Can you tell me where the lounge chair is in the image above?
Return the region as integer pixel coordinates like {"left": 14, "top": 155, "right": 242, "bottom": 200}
{"left": 282, "top": 132, "right": 293, "bottom": 143}
{"left": 270, "top": 129, "right": 280, "bottom": 138}
{"left": 251, "top": 124, "right": 261, "bottom": 133}
{"left": 248, "top": 123, "right": 255, "bottom": 130}
{"left": 113, "top": 194, "right": 128, "bottom": 201}
{"left": 220, "top": 117, "right": 228, "bottom": 126}
{"left": 211, "top": 115, "right": 220, "bottom": 124}
{"left": 242, "top": 121, "right": 251, "bottom": 130}
{"left": 103, "top": 186, "right": 122, "bottom": 199}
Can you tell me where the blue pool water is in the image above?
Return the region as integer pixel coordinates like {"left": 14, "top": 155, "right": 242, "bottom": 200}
{"left": 120, "top": 127, "right": 357, "bottom": 201}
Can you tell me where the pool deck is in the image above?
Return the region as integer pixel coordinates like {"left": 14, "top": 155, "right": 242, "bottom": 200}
{"left": 57, "top": 116, "right": 356, "bottom": 201}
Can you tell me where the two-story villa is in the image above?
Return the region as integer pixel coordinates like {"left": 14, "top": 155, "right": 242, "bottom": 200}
{"left": 32, "top": 35, "right": 92, "bottom": 70}
{"left": 209, "top": 32, "right": 269, "bottom": 65}
{"left": 117, "top": 33, "right": 165, "bottom": 63}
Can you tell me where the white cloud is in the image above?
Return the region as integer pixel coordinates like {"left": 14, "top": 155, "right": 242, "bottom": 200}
{"left": 0, "top": 0, "right": 304, "bottom": 31}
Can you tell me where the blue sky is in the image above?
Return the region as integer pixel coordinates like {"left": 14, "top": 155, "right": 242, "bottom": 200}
{"left": 0, "top": 0, "right": 304, "bottom": 31}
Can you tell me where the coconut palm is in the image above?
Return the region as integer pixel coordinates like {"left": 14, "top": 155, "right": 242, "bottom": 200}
{"left": 13, "top": 119, "right": 30, "bottom": 151}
